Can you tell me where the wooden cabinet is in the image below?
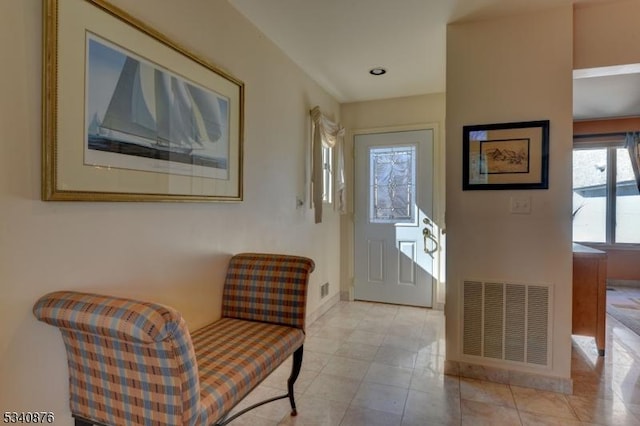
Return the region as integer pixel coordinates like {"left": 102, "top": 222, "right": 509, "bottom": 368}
{"left": 572, "top": 243, "right": 607, "bottom": 356}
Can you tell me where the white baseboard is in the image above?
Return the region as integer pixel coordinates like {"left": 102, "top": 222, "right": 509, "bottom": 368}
{"left": 445, "top": 360, "right": 573, "bottom": 394}
{"left": 306, "top": 292, "right": 340, "bottom": 326}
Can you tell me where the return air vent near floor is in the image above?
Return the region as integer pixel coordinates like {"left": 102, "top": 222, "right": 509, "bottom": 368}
{"left": 462, "top": 280, "right": 551, "bottom": 367}
{"left": 320, "top": 282, "right": 329, "bottom": 299}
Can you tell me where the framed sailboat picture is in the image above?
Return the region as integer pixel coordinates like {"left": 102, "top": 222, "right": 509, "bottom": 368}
{"left": 42, "top": 0, "right": 244, "bottom": 201}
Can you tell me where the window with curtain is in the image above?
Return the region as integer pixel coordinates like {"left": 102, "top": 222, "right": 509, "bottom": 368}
{"left": 310, "top": 106, "right": 345, "bottom": 223}
{"left": 321, "top": 144, "right": 333, "bottom": 204}
{"left": 573, "top": 133, "right": 640, "bottom": 244}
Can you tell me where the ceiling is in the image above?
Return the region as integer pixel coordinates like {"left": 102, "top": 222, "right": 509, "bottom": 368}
{"left": 228, "top": 0, "right": 640, "bottom": 119}
{"left": 574, "top": 65, "right": 640, "bottom": 120}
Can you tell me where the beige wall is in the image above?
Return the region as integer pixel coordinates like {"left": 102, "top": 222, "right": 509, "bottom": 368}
{"left": 574, "top": 0, "right": 640, "bottom": 70}
{"left": 445, "top": 6, "right": 574, "bottom": 378}
{"left": 340, "top": 94, "right": 447, "bottom": 306}
{"left": 0, "top": 0, "right": 340, "bottom": 419}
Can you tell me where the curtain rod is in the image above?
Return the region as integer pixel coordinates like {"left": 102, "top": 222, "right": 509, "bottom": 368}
{"left": 573, "top": 131, "right": 633, "bottom": 139}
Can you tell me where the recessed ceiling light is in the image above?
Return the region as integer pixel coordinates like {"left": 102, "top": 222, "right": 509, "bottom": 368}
{"left": 369, "top": 67, "right": 387, "bottom": 76}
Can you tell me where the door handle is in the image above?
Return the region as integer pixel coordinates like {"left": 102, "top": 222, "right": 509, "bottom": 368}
{"left": 423, "top": 227, "right": 439, "bottom": 256}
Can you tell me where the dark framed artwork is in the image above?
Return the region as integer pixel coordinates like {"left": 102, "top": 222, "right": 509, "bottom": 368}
{"left": 463, "top": 120, "right": 549, "bottom": 190}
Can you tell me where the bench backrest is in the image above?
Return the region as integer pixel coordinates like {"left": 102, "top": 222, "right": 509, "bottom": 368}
{"left": 222, "top": 253, "right": 315, "bottom": 329}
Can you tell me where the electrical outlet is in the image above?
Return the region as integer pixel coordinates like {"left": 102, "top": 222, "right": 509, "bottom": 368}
{"left": 510, "top": 196, "right": 531, "bottom": 214}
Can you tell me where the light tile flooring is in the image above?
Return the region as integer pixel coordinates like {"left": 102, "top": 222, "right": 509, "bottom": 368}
{"left": 227, "top": 295, "right": 640, "bottom": 425}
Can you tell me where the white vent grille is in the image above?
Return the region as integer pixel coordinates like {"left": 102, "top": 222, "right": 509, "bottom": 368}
{"left": 462, "top": 280, "right": 551, "bottom": 367}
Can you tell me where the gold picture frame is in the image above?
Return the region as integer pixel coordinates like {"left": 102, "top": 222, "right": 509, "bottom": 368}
{"left": 42, "top": 0, "right": 244, "bottom": 201}
{"left": 463, "top": 120, "right": 549, "bottom": 190}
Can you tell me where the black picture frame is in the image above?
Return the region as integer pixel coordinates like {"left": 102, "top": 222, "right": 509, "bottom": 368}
{"left": 463, "top": 120, "right": 549, "bottom": 190}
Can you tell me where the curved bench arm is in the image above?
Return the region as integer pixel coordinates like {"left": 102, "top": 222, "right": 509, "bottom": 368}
{"left": 33, "top": 291, "right": 201, "bottom": 426}
{"left": 33, "top": 291, "right": 184, "bottom": 344}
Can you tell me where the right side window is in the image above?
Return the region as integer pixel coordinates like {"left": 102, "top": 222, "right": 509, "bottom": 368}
{"left": 573, "top": 144, "right": 640, "bottom": 244}
{"left": 615, "top": 147, "right": 640, "bottom": 243}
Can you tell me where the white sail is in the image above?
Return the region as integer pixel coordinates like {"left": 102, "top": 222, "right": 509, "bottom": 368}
{"left": 188, "top": 84, "right": 223, "bottom": 143}
{"left": 131, "top": 62, "right": 156, "bottom": 131}
{"left": 100, "top": 57, "right": 157, "bottom": 142}
{"left": 99, "top": 54, "right": 225, "bottom": 154}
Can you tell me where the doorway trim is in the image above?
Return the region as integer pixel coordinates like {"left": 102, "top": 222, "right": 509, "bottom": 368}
{"left": 343, "top": 122, "right": 446, "bottom": 310}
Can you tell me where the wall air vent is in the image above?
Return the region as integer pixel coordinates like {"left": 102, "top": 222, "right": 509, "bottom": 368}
{"left": 320, "top": 282, "right": 329, "bottom": 298}
{"left": 462, "top": 280, "right": 551, "bottom": 367}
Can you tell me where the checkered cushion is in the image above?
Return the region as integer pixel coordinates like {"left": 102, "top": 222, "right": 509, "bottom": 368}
{"left": 222, "top": 253, "right": 315, "bottom": 329}
{"left": 192, "top": 318, "right": 304, "bottom": 424}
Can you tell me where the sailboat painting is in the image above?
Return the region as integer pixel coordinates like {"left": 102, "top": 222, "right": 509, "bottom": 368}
{"left": 85, "top": 34, "right": 230, "bottom": 180}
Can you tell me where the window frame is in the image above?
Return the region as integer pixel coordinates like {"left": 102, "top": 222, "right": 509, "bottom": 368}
{"left": 573, "top": 136, "right": 640, "bottom": 249}
{"left": 321, "top": 143, "right": 333, "bottom": 204}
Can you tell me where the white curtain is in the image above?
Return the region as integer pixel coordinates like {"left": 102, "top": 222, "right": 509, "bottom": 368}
{"left": 310, "top": 106, "right": 346, "bottom": 223}
{"left": 626, "top": 132, "right": 640, "bottom": 191}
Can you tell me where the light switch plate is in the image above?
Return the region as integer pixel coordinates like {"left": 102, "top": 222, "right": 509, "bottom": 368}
{"left": 510, "top": 196, "right": 531, "bottom": 214}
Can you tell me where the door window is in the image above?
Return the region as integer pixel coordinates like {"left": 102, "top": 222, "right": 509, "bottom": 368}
{"left": 369, "top": 145, "right": 416, "bottom": 224}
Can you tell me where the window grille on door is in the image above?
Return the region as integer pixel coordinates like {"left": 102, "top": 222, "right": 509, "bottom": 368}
{"left": 369, "top": 145, "right": 416, "bottom": 224}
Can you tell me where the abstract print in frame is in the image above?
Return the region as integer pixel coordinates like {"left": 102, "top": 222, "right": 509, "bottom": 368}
{"left": 42, "top": 0, "right": 244, "bottom": 201}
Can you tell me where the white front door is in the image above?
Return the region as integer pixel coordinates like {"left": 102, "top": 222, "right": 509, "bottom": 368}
{"left": 354, "top": 130, "right": 435, "bottom": 307}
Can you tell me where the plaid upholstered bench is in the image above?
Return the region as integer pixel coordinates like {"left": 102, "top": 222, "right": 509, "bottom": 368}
{"left": 33, "top": 253, "right": 314, "bottom": 426}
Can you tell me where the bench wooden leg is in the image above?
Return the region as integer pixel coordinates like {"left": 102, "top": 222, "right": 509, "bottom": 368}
{"left": 287, "top": 345, "right": 304, "bottom": 416}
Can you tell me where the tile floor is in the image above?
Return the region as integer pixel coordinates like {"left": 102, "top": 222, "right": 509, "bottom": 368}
{"left": 226, "top": 292, "right": 640, "bottom": 425}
